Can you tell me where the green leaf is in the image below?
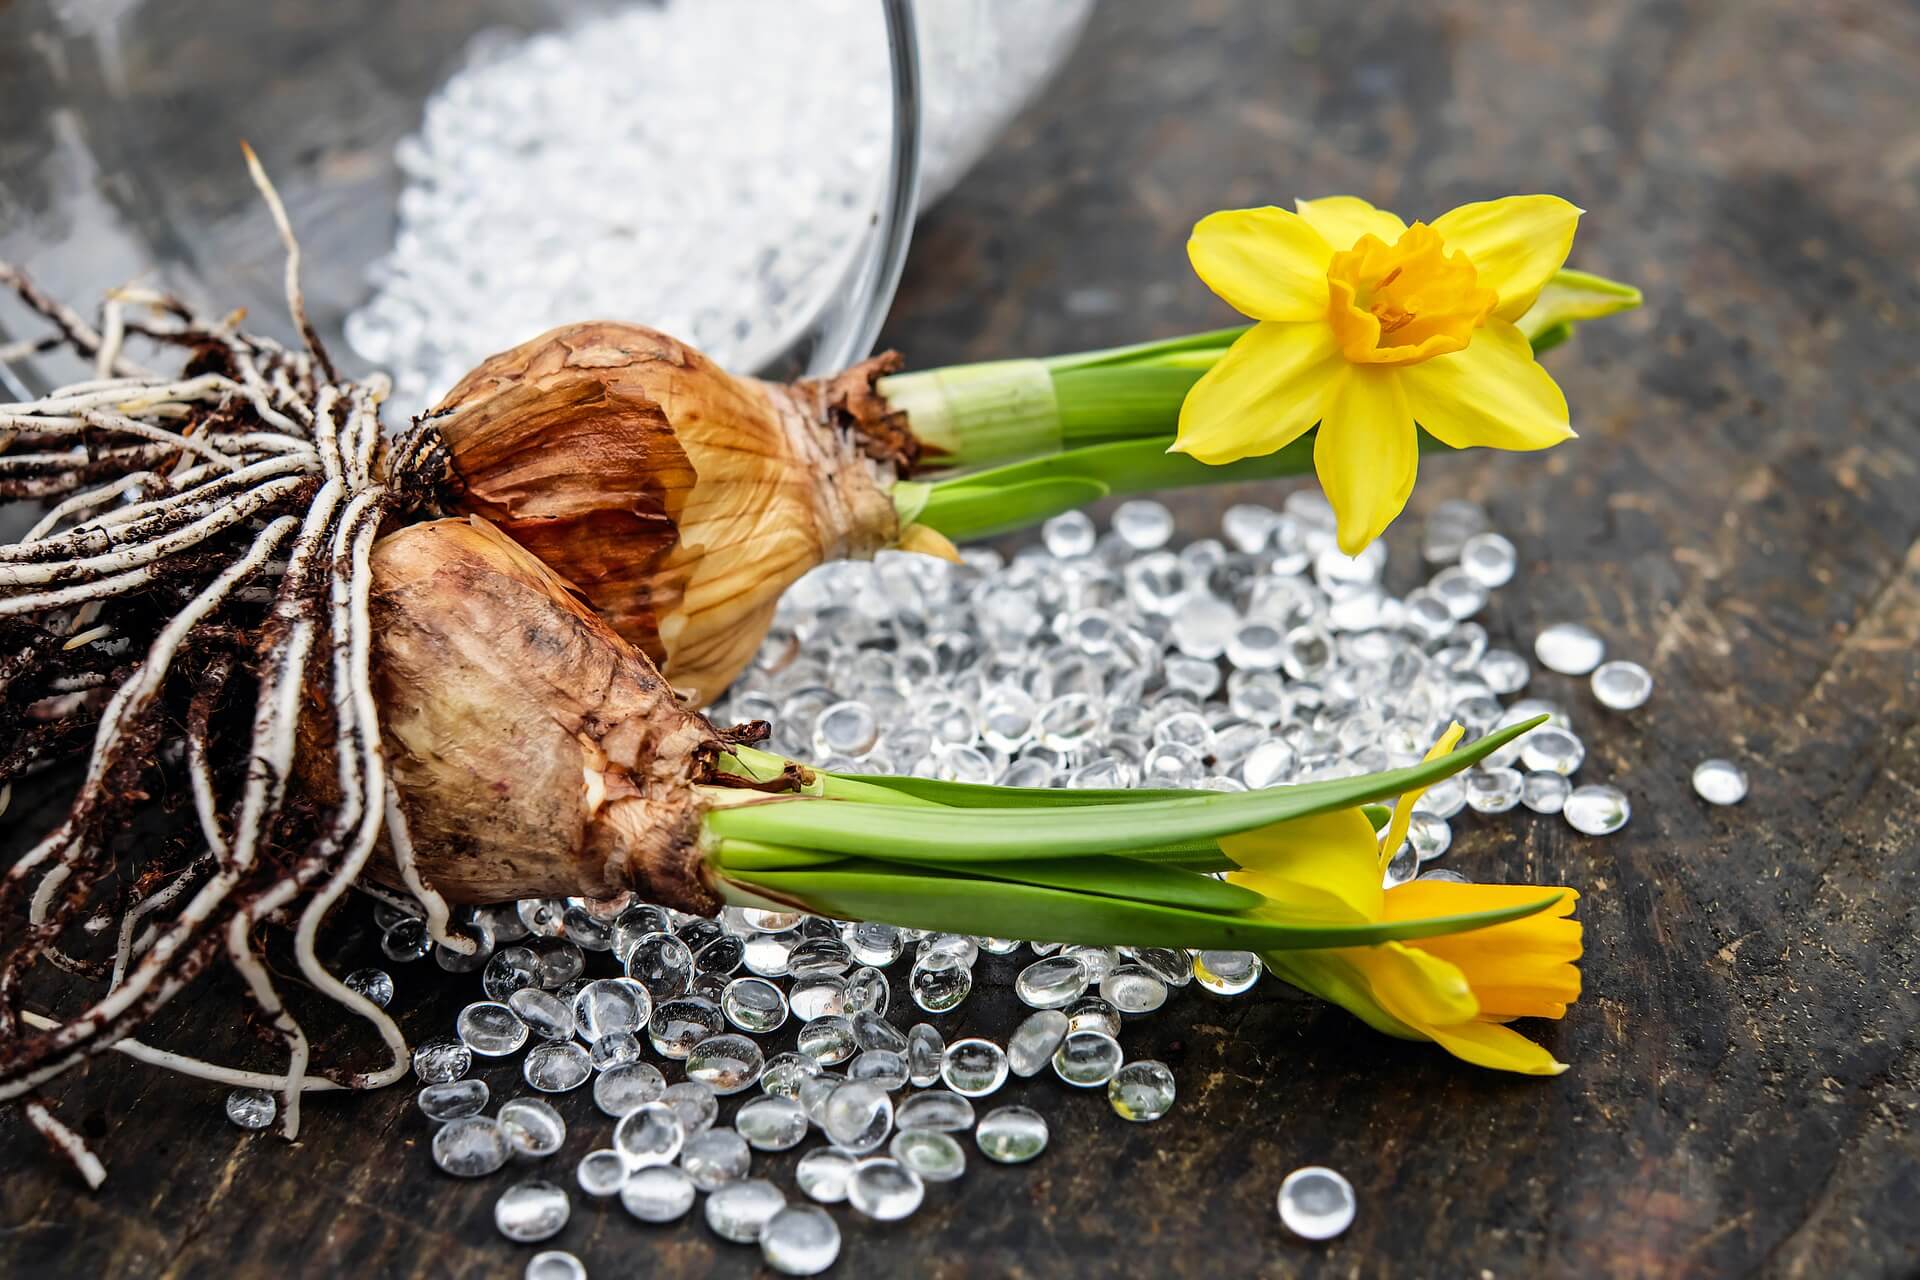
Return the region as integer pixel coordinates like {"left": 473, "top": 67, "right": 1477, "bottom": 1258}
{"left": 878, "top": 852, "right": 1266, "bottom": 912}
{"left": 726, "top": 860, "right": 1565, "bottom": 952}
{"left": 913, "top": 476, "right": 1110, "bottom": 542}
{"left": 706, "top": 717, "right": 1543, "bottom": 860}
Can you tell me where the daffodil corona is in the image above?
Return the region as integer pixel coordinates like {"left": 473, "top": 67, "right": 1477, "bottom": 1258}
{"left": 1224, "top": 726, "right": 1584, "bottom": 1075}
{"left": 1178, "top": 195, "right": 1592, "bottom": 554}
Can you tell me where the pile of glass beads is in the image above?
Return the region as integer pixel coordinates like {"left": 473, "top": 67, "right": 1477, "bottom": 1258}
{"left": 233, "top": 496, "right": 1692, "bottom": 1272}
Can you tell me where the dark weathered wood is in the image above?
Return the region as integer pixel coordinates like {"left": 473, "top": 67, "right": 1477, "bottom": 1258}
{"left": 4, "top": 0, "right": 1918, "bottom": 1276}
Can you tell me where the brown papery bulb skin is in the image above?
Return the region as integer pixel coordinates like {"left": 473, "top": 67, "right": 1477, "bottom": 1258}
{"left": 368, "top": 516, "right": 726, "bottom": 913}
{"left": 429, "top": 323, "right": 916, "bottom": 707}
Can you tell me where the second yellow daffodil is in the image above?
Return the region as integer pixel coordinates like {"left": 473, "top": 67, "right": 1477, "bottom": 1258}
{"left": 1176, "top": 194, "right": 1585, "bottom": 554}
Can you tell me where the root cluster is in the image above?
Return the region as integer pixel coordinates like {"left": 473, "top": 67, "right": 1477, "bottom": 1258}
{"left": 0, "top": 155, "right": 454, "bottom": 1182}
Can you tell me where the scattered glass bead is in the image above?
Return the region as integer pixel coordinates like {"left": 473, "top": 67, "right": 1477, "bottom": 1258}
{"left": 433, "top": 1115, "right": 511, "bottom": 1177}
{"left": 761, "top": 1204, "right": 842, "bottom": 1276}
{"left": 849, "top": 1049, "right": 910, "bottom": 1092}
{"left": 1383, "top": 841, "right": 1419, "bottom": 888}
{"left": 1015, "top": 955, "right": 1089, "bottom": 1009}
{"left": 1109, "top": 1060, "right": 1177, "bottom": 1122}
{"left": 1592, "top": 659, "right": 1653, "bottom": 710}
{"left": 719, "top": 977, "right": 789, "bottom": 1034}
{"left": 906, "top": 1023, "right": 945, "bottom": 1086}
{"left": 524, "top": 1042, "right": 592, "bottom": 1093}
{"left": 1459, "top": 532, "right": 1517, "bottom": 587}
{"left": 625, "top": 932, "right": 694, "bottom": 998}
{"left": 343, "top": 967, "right": 394, "bottom": 1008}
{"left": 896, "top": 1090, "right": 976, "bottom": 1134}
{"left": 526, "top": 1250, "right": 586, "bottom": 1280}
{"left": 418, "top": 1079, "right": 490, "bottom": 1122}
{"left": 1130, "top": 947, "right": 1194, "bottom": 988}
{"left": 1479, "top": 648, "right": 1531, "bottom": 695}
{"left": 1278, "top": 1166, "right": 1356, "bottom": 1241}
{"left": 845, "top": 921, "right": 905, "bottom": 966}
{"left": 843, "top": 964, "right": 889, "bottom": 1016}
{"left": 621, "top": 1164, "right": 695, "bottom": 1223}
{"left": 1065, "top": 996, "right": 1122, "bottom": 1037}
{"left": 975, "top": 1106, "right": 1049, "bottom": 1164}
{"left": 1521, "top": 727, "right": 1586, "bottom": 776}
{"left": 496, "top": 1180, "right": 570, "bottom": 1243}
{"left": 1535, "top": 622, "right": 1606, "bottom": 675}
{"left": 498, "top": 1096, "right": 567, "bottom": 1159}
{"left": 910, "top": 954, "right": 973, "bottom": 1013}
{"left": 941, "top": 1038, "right": 1010, "bottom": 1097}
{"left": 1100, "top": 964, "right": 1168, "bottom": 1014}
{"left": 1420, "top": 775, "right": 1467, "bottom": 820}
{"left": 1007, "top": 1010, "right": 1070, "bottom": 1077}
{"left": 594, "top": 1062, "right": 666, "bottom": 1117}
{"left": 851, "top": 1012, "right": 908, "bottom": 1055}
{"left": 1042, "top": 510, "right": 1097, "bottom": 558}
{"left": 1465, "top": 767, "right": 1524, "bottom": 814}
{"left": 706, "top": 1178, "right": 787, "bottom": 1242}
{"left": 1113, "top": 499, "right": 1174, "bottom": 550}
{"left": 381, "top": 917, "right": 432, "bottom": 962}
{"left": 848, "top": 1159, "right": 924, "bottom": 1221}
{"left": 412, "top": 1038, "right": 472, "bottom": 1084}
{"left": 823, "top": 1080, "right": 894, "bottom": 1153}
{"left": 661, "top": 1081, "right": 719, "bottom": 1135}
{"left": 787, "top": 937, "right": 854, "bottom": 978}
{"left": 457, "top": 1001, "right": 529, "bottom": 1057}
{"left": 680, "top": 1126, "right": 752, "bottom": 1191}
{"left": 1522, "top": 770, "right": 1572, "bottom": 814}
{"left": 1053, "top": 1030, "right": 1124, "bottom": 1087}
{"left": 759, "top": 1052, "right": 822, "bottom": 1100}
{"left": 614, "top": 1102, "right": 685, "bottom": 1168}
{"left": 814, "top": 700, "right": 879, "bottom": 757}
{"left": 788, "top": 976, "right": 849, "bottom": 1022}
{"left": 796, "top": 1015, "right": 858, "bottom": 1065}
{"left": 225, "top": 1088, "right": 276, "bottom": 1130}
{"left": 796, "top": 1147, "right": 859, "bottom": 1204}
{"left": 736, "top": 1096, "right": 810, "bottom": 1151}
{"left": 576, "top": 1148, "right": 628, "bottom": 1197}
{"left": 507, "top": 988, "right": 576, "bottom": 1041}
{"left": 590, "top": 1031, "right": 642, "bottom": 1071}
{"left": 1565, "top": 784, "right": 1632, "bottom": 835}
{"left": 1693, "top": 758, "right": 1748, "bottom": 806}
{"left": 1194, "top": 951, "right": 1263, "bottom": 996}
{"left": 533, "top": 939, "right": 587, "bottom": 989}
{"left": 687, "top": 1033, "right": 766, "bottom": 1095}
{"left": 517, "top": 898, "right": 568, "bottom": 938}
{"left": 436, "top": 922, "right": 495, "bottom": 973}
{"left": 891, "top": 1128, "right": 966, "bottom": 1182}
{"left": 573, "top": 977, "right": 649, "bottom": 1040}
{"left": 649, "top": 996, "right": 724, "bottom": 1059}
{"left": 1407, "top": 811, "right": 1452, "bottom": 861}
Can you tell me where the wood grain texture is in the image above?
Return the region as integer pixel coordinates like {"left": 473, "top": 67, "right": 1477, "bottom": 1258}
{"left": 3, "top": 0, "right": 1917, "bottom": 1277}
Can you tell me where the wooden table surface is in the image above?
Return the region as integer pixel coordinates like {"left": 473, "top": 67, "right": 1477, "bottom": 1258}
{"left": 4, "top": 1, "right": 1918, "bottom": 1277}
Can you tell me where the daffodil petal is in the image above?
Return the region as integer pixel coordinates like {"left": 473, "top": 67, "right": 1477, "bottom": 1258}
{"left": 1173, "top": 321, "right": 1344, "bottom": 464}
{"left": 1293, "top": 196, "right": 1409, "bottom": 252}
{"left": 1223, "top": 808, "right": 1385, "bottom": 921}
{"left": 1313, "top": 368, "right": 1417, "bottom": 555}
{"left": 1430, "top": 195, "right": 1581, "bottom": 321}
{"left": 1420, "top": 1018, "right": 1569, "bottom": 1075}
{"left": 1262, "top": 951, "right": 1427, "bottom": 1041}
{"left": 1381, "top": 723, "right": 1466, "bottom": 863}
{"left": 1516, "top": 268, "right": 1644, "bottom": 342}
{"left": 1400, "top": 320, "right": 1574, "bottom": 453}
{"left": 1188, "top": 207, "right": 1333, "bottom": 322}
{"left": 1352, "top": 941, "right": 1481, "bottom": 1027}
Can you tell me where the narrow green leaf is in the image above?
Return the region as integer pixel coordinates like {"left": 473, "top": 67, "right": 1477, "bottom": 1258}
{"left": 880, "top": 852, "right": 1267, "bottom": 912}
{"left": 707, "top": 717, "right": 1543, "bottom": 860}
{"left": 726, "top": 861, "right": 1565, "bottom": 952}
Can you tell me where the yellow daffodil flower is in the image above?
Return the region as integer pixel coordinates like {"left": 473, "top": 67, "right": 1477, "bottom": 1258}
{"left": 1176, "top": 195, "right": 1584, "bottom": 555}
{"left": 1224, "top": 725, "right": 1583, "bottom": 1075}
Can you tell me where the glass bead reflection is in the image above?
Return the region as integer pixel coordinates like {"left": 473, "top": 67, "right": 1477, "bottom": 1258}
{"left": 225, "top": 1088, "right": 276, "bottom": 1130}
{"left": 762, "top": 1204, "right": 842, "bottom": 1276}
{"left": 1592, "top": 659, "right": 1653, "bottom": 710}
{"left": 796, "top": 1147, "right": 858, "bottom": 1204}
{"left": 686, "top": 1033, "right": 765, "bottom": 1095}
{"left": 594, "top": 1062, "right": 666, "bottom": 1116}
{"left": 621, "top": 1164, "right": 695, "bottom": 1223}
{"left": 575, "top": 1148, "right": 628, "bottom": 1197}
{"left": 1692, "top": 758, "right": 1748, "bottom": 805}
{"left": 1109, "top": 1060, "right": 1177, "bottom": 1121}
{"left": 679, "top": 1127, "right": 751, "bottom": 1191}
{"left": 495, "top": 1180, "right": 569, "bottom": 1243}
{"left": 457, "top": 1001, "right": 528, "bottom": 1056}
{"left": 1522, "top": 770, "right": 1572, "bottom": 814}
{"left": 847, "top": 1159, "right": 924, "bottom": 1221}
{"left": 1565, "top": 784, "right": 1631, "bottom": 835}
{"left": 737, "top": 1096, "right": 810, "bottom": 1151}
{"left": 344, "top": 967, "right": 394, "bottom": 1008}
{"left": 941, "top": 1038, "right": 1010, "bottom": 1097}
{"left": 975, "top": 1105, "right": 1049, "bottom": 1164}
{"left": 1278, "top": 1166, "right": 1356, "bottom": 1240}
{"left": 614, "top": 1102, "right": 684, "bottom": 1168}
{"left": 523, "top": 1042, "right": 591, "bottom": 1093}
{"left": 418, "top": 1079, "right": 490, "bottom": 1122}
{"left": 1007, "top": 1010, "right": 1070, "bottom": 1077}
{"left": 434, "top": 1116, "right": 511, "bottom": 1177}
{"left": 891, "top": 1128, "right": 966, "bottom": 1182}
{"left": 1534, "top": 622, "right": 1606, "bottom": 675}
{"left": 1193, "top": 951, "right": 1262, "bottom": 995}
{"left": 527, "top": 1251, "right": 586, "bottom": 1280}
{"left": 1053, "top": 1031, "right": 1124, "bottom": 1087}
{"left": 705, "top": 1178, "right": 787, "bottom": 1242}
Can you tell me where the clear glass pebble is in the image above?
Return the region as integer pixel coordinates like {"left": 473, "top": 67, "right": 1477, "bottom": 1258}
{"left": 573, "top": 978, "right": 649, "bottom": 1040}
{"left": 499, "top": 1097, "right": 568, "bottom": 1159}
{"left": 1007, "top": 1010, "right": 1070, "bottom": 1077}
{"left": 848, "top": 1159, "right": 924, "bottom": 1221}
{"left": 1100, "top": 964, "right": 1168, "bottom": 1014}
{"left": 814, "top": 700, "right": 879, "bottom": 757}
{"left": 614, "top": 1102, "right": 685, "bottom": 1168}
{"left": 1479, "top": 648, "right": 1531, "bottom": 695}
{"left": 381, "top": 917, "right": 432, "bottom": 962}
{"left": 1053, "top": 1030, "right": 1124, "bottom": 1087}
{"left": 844, "top": 965, "right": 889, "bottom": 1016}
{"left": 1522, "top": 770, "right": 1572, "bottom": 814}
{"left": 849, "top": 1049, "right": 910, "bottom": 1092}
{"left": 418, "top": 1079, "right": 490, "bottom": 1122}
{"left": 1465, "top": 767, "right": 1525, "bottom": 814}
{"left": 683, "top": 1033, "right": 763, "bottom": 1095}
{"left": 533, "top": 939, "right": 586, "bottom": 989}
{"left": 906, "top": 1023, "right": 945, "bottom": 1086}
{"left": 1408, "top": 811, "right": 1452, "bottom": 861}
{"left": 1565, "top": 784, "right": 1632, "bottom": 834}
{"left": 225, "top": 1088, "right": 276, "bottom": 1130}
{"left": 648, "top": 996, "right": 724, "bottom": 1059}
{"left": 1194, "top": 951, "right": 1263, "bottom": 995}
{"left": 457, "top": 1001, "right": 529, "bottom": 1057}
{"left": 845, "top": 921, "right": 905, "bottom": 967}
{"left": 1535, "top": 622, "right": 1606, "bottom": 675}
{"left": 680, "top": 1127, "right": 752, "bottom": 1191}
{"left": 796, "top": 1147, "right": 859, "bottom": 1203}
{"left": 1278, "top": 1166, "right": 1356, "bottom": 1240}
{"left": 1113, "top": 500, "right": 1174, "bottom": 550}
{"left": 852, "top": 1011, "right": 908, "bottom": 1055}
{"left": 759, "top": 1051, "right": 822, "bottom": 1100}
{"left": 1693, "top": 758, "right": 1748, "bottom": 805}
{"left": 661, "top": 1080, "right": 720, "bottom": 1135}
{"left": 433, "top": 1116, "right": 511, "bottom": 1177}
{"left": 496, "top": 1180, "right": 570, "bottom": 1243}
{"left": 523, "top": 1041, "right": 591, "bottom": 1093}
{"left": 822, "top": 1080, "right": 894, "bottom": 1152}
{"left": 412, "top": 1037, "right": 472, "bottom": 1084}
{"left": 896, "top": 1090, "right": 976, "bottom": 1133}
{"left": 343, "top": 967, "right": 394, "bottom": 1008}
{"left": 1109, "top": 1060, "right": 1177, "bottom": 1122}
{"left": 736, "top": 1096, "right": 810, "bottom": 1151}
{"left": 762, "top": 1204, "right": 842, "bottom": 1276}
{"left": 788, "top": 975, "right": 849, "bottom": 1021}
{"left": 621, "top": 1164, "right": 695, "bottom": 1223}
{"left": 721, "top": 977, "right": 789, "bottom": 1034}
{"left": 909, "top": 954, "right": 973, "bottom": 1013}
{"left": 941, "top": 1038, "right": 1010, "bottom": 1097}
{"left": 1420, "top": 774, "right": 1467, "bottom": 820}
{"left": 1015, "top": 955, "right": 1089, "bottom": 1009}
{"left": 507, "top": 987, "right": 576, "bottom": 1041}
{"left": 975, "top": 1106, "right": 1049, "bottom": 1164}
{"left": 526, "top": 1250, "right": 586, "bottom": 1280}
{"left": 484, "top": 946, "right": 542, "bottom": 1002}
{"left": 625, "top": 932, "right": 694, "bottom": 998}
{"left": 437, "top": 922, "right": 495, "bottom": 973}
{"left": 891, "top": 1128, "right": 966, "bottom": 1182}
{"left": 1383, "top": 841, "right": 1419, "bottom": 888}
{"left": 1043, "top": 510, "right": 1097, "bottom": 558}
{"left": 576, "top": 1148, "right": 628, "bottom": 1197}
{"left": 1521, "top": 727, "right": 1586, "bottom": 776}
{"left": 594, "top": 1062, "right": 666, "bottom": 1117}
{"left": 1065, "top": 996, "right": 1123, "bottom": 1037}
{"left": 1592, "top": 659, "right": 1653, "bottom": 710}
{"left": 796, "top": 1015, "right": 858, "bottom": 1066}
{"left": 1459, "top": 532, "right": 1517, "bottom": 587}
{"left": 706, "top": 1178, "right": 787, "bottom": 1242}
{"left": 590, "top": 1031, "right": 643, "bottom": 1071}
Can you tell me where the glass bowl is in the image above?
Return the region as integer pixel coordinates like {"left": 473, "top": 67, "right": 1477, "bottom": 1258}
{"left": 0, "top": 0, "right": 924, "bottom": 404}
